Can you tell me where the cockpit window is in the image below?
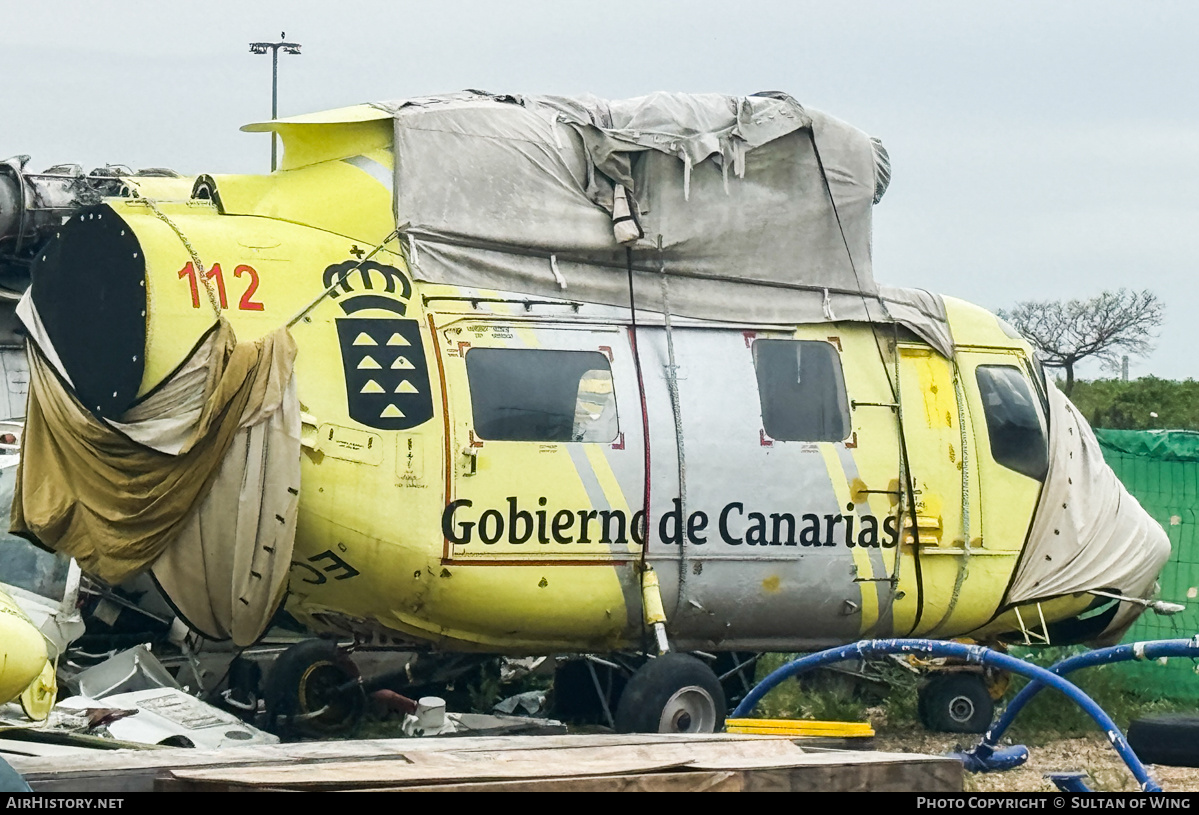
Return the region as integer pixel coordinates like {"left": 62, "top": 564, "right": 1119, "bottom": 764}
{"left": 975, "top": 365, "right": 1049, "bottom": 482}
{"left": 753, "top": 340, "right": 851, "bottom": 442}
{"left": 466, "top": 348, "right": 618, "bottom": 442}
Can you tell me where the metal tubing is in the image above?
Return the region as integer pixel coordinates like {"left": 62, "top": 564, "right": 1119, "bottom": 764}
{"left": 730, "top": 638, "right": 1162, "bottom": 792}
{"left": 250, "top": 36, "right": 300, "bottom": 172}
{"left": 271, "top": 47, "right": 279, "bottom": 172}
{"left": 585, "top": 659, "right": 616, "bottom": 730}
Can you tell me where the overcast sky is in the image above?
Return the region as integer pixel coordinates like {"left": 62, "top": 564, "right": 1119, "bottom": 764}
{"left": 3, "top": 1, "right": 1196, "bottom": 379}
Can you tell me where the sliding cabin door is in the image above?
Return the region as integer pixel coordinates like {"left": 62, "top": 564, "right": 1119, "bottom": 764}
{"left": 431, "top": 316, "right": 647, "bottom": 646}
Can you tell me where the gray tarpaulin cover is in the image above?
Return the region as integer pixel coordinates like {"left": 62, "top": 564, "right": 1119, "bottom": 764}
{"left": 1005, "top": 382, "right": 1170, "bottom": 642}
{"left": 371, "top": 91, "right": 952, "bottom": 356}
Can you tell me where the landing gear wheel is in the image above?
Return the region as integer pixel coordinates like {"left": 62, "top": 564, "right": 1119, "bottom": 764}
{"left": 917, "top": 673, "right": 994, "bottom": 733}
{"left": 1128, "top": 714, "right": 1199, "bottom": 767}
{"left": 614, "top": 653, "right": 726, "bottom": 734}
{"left": 264, "top": 639, "right": 365, "bottom": 739}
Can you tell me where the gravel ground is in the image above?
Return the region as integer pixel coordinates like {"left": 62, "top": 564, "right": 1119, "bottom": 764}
{"left": 873, "top": 731, "right": 1199, "bottom": 792}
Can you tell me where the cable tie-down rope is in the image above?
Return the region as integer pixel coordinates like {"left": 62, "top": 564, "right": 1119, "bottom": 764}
{"left": 659, "top": 262, "right": 689, "bottom": 614}
{"left": 137, "top": 198, "right": 222, "bottom": 319}
{"left": 287, "top": 229, "right": 401, "bottom": 328}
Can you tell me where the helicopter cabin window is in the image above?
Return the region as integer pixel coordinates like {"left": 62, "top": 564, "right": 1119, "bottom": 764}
{"left": 465, "top": 348, "right": 618, "bottom": 443}
{"left": 975, "top": 365, "right": 1049, "bottom": 482}
{"left": 752, "top": 340, "right": 851, "bottom": 442}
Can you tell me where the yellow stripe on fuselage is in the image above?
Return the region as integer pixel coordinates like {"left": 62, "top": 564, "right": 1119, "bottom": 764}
{"left": 819, "top": 446, "right": 880, "bottom": 632}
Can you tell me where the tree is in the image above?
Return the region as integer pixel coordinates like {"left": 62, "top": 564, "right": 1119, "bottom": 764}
{"left": 996, "top": 289, "right": 1164, "bottom": 395}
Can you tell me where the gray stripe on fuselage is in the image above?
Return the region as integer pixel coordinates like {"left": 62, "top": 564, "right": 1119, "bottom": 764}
{"left": 566, "top": 444, "right": 612, "bottom": 518}
{"left": 342, "top": 155, "right": 393, "bottom": 192}
{"left": 566, "top": 444, "right": 641, "bottom": 638}
{"left": 836, "top": 444, "right": 895, "bottom": 637}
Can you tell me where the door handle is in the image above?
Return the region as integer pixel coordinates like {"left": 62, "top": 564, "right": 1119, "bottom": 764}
{"left": 460, "top": 446, "right": 477, "bottom": 476}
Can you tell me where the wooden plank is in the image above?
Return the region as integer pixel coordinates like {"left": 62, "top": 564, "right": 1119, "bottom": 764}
{"left": 12, "top": 732, "right": 960, "bottom": 794}
{"left": 9, "top": 732, "right": 786, "bottom": 793}
{"left": 364, "top": 761, "right": 959, "bottom": 794}
{"left": 741, "top": 760, "right": 962, "bottom": 793}
{"left": 162, "top": 756, "right": 960, "bottom": 794}
{"left": 158, "top": 740, "right": 961, "bottom": 794}
{"left": 162, "top": 758, "right": 695, "bottom": 792}
{"left": 9, "top": 731, "right": 779, "bottom": 771}
{"left": 384, "top": 762, "right": 960, "bottom": 794}
{"left": 162, "top": 739, "right": 809, "bottom": 791}
{"left": 349, "top": 771, "right": 745, "bottom": 793}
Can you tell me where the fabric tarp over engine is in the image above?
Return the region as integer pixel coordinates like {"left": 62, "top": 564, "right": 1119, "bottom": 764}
{"left": 371, "top": 91, "right": 954, "bottom": 357}
{"left": 11, "top": 295, "right": 300, "bottom": 646}
{"left": 1003, "top": 382, "right": 1171, "bottom": 642}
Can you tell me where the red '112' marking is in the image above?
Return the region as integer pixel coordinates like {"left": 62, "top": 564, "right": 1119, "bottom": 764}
{"left": 177, "top": 262, "right": 264, "bottom": 311}
{"left": 234, "top": 265, "right": 264, "bottom": 311}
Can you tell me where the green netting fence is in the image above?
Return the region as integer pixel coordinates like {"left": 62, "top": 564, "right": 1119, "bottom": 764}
{"left": 1095, "top": 429, "right": 1199, "bottom": 700}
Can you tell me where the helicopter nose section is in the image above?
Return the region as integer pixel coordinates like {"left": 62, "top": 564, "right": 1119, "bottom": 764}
{"left": 1005, "top": 384, "right": 1171, "bottom": 641}
{"left": 25, "top": 204, "right": 146, "bottom": 418}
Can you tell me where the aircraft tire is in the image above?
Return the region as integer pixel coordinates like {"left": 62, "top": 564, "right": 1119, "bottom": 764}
{"left": 264, "top": 639, "right": 365, "bottom": 739}
{"left": 917, "top": 673, "right": 994, "bottom": 733}
{"left": 614, "top": 653, "right": 726, "bottom": 734}
{"left": 1128, "top": 714, "right": 1199, "bottom": 767}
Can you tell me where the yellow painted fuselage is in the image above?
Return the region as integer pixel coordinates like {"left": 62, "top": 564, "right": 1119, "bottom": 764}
{"left": 0, "top": 588, "right": 48, "bottom": 705}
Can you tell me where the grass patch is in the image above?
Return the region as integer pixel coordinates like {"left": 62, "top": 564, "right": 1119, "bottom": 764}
{"left": 750, "top": 653, "right": 922, "bottom": 727}
{"left": 747, "top": 647, "right": 1196, "bottom": 739}
{"left": 878, "top": 662, "right": 922, "bottom": 729}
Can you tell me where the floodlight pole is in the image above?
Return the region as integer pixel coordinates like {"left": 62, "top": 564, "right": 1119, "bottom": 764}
{"left": 249, "top": 33, "right": 302, "bottom": 172}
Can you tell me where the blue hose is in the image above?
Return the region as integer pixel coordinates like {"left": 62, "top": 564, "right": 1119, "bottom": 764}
{"left": 962, "top": 636, "right": 1199, "bottom": 773}
{"left": 730, "top": 638, "right": 1162, "bottom": 793}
